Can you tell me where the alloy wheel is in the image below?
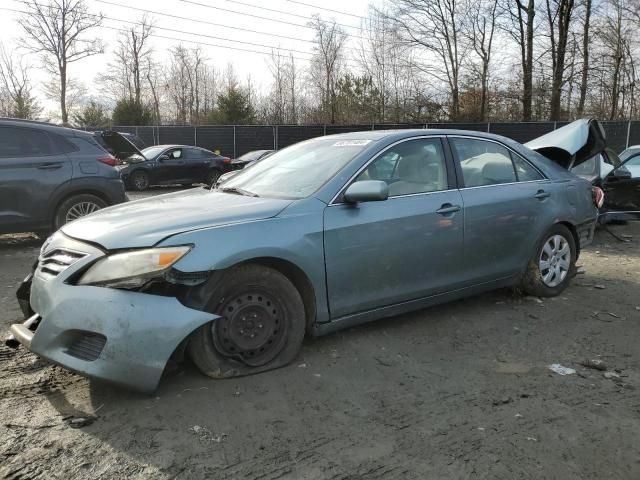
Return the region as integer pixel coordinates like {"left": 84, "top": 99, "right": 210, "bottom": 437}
{"left": 65, "top": 201, "right": 102, "bottom": 223}
{"left": 539, "top": 234, "right": 571, "bottom": 287}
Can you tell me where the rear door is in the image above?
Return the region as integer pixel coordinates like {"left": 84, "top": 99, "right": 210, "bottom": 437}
{"left": 182, "top": 148, "right": 209, "bottom": 182}
{"left": 449, "top": 136, "right": 550, "bottom": 284}
{"left": 0, "top": 125, "right": 72, "bottom": 232}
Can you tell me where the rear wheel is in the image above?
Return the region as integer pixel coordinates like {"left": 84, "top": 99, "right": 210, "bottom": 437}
{"left": 54, "top": 194, "right": 107, "bottom": 229}
{"left": 521, "top": 224, "right": 576, "bottom": 297}
{"left": 188, "top": 264, "right": 306, "bottom": 379}
{"left": 129, "top": 170, "right": 150, "bottom": 191}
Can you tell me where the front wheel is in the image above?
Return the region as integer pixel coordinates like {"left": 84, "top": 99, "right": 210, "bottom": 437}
{"left": 129, "top": 170, "right": 150, "bottom": 191}
{"left": 520, "top": 224, "right": 576, "bottom": 297}
{"left": 188, "top": 264, "right": 306, "bottom": 379}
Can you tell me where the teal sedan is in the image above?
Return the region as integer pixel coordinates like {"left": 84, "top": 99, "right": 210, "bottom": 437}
{"left": 10, "top": 120, "right": 602, "bottom": 391}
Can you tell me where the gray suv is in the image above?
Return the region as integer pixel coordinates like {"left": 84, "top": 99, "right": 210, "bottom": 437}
{"left": 0, "top": 119, "right": 127, "bottom": 235}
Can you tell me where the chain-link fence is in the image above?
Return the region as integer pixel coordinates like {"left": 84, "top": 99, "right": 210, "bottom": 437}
{"left": 94, "top": 121, "right": 638, "bottom": 157}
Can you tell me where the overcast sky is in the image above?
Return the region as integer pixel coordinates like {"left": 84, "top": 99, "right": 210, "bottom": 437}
{"left": 1, "top": 0, "right": 376, "bottom": 114}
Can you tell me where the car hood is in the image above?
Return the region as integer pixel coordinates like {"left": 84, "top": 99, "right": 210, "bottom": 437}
{"left": 61, "top": 188, "right": 293, "bottom": 250}
{"left": 525, "top": 119, "right": 607, "bottom": 169}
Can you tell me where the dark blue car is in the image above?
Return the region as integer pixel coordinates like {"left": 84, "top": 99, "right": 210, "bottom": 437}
{"left": 117, "top": 144, "right": 231, "bottom": 190}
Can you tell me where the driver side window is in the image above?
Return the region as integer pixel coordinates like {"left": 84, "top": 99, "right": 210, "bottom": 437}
{"left": 168, "top": 149, "right": 182, "bottom": 159}
{"left": 355, "top": 138, "right": 448, "bottom": 197}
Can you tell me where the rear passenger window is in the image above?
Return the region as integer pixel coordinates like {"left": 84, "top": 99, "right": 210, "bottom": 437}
{"left": 451, "top": 138, "right": 516, "bottom": 187}
{"left": 49, "top": 133, "right": 78, "bottom": 154}
{"left": 0, "top": 126, "right": 54, "bottom": 157}
{"left": 512, "top": 154, "right": 543, "bottom": 181}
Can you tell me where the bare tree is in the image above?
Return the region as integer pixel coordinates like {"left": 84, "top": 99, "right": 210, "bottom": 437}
{"left": 504, "top": 0, "right": 536, "bottom": 120}
{"left": 576, "top": 0, "right": 592, "bottom": 116}
{"left": 0, "top": 45, "right": 41, "bottom": 119}
{"left": 388, "top": 0, "right": 469, "bottom": 120}
{"left": 466, "top": 0, "right": 500, "bottom": 120}
{"left": 309, "top": 16, "right": 347, "bottom": 124}
{"left": 18, "top": 0, "right": 103, "bottom": 124}
{"left": 546, "top": 0, "right": 576, "bottom": 120}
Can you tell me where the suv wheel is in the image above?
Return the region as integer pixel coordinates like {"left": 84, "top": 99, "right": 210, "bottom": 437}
{"left": 54, "top": 194, "right": 107, "bottom": 229}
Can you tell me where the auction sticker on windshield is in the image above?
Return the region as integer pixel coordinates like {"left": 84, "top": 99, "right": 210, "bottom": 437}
{"left": 332, "top": 140, "right": 372, "bottom": 147}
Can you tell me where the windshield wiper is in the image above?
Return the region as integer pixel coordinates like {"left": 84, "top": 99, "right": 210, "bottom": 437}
{"left": 219, "top": 186, "right": 259, "bottom": 197}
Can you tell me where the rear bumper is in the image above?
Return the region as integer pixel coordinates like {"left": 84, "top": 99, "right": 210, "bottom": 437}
{"left": 10, "top": 232, "right": 218, "bottom": 393}
{"left": 104, "top": 178, "right": 127, "bottom": 205}
{"left": 576, "top": 218, "right": 596, "bottom": 249}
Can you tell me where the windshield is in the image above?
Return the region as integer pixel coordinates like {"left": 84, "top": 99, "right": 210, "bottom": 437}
{"left": 221, "top": 138, "right": 372, "bottom": 199}
{"left": 620, "top": 148, "right": 640, "bottom": 161}
{"left": 141, "top": 146, "right": 165, "bottom": 159}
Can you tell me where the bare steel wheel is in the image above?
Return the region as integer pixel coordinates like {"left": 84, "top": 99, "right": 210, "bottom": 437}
{"left": 539, "top": 234, "right": 571, "bottom": 287}
{"left": 54, "top": 194, "right": 107, "bottom": 229}
{"left": 188, "top": 264, "right": 306, "bottom": 379}
{"left": 212, "top": 291, "right": 288, "bottom": 366}
{"left": 521, "top": 224, "right": 576, "bottom": 297}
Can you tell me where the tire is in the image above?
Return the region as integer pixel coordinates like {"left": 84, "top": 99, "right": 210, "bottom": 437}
{"left": 207, "top": 169, "right": 222, "bottom": 186}
{"left": 520, "top": 224, "right": 576, "bottom": 297}
{"left": 54, "top": 194, "right": 107, "bottom": 229}
{"left": 129, "top": 170, "right": 150, "bottom": 191}
{"left": 188, "top": 264, "right": 306, "bottom": 379}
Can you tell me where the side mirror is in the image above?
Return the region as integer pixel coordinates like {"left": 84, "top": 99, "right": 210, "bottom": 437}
{"left": 158, "top": 154, "right": 170, "bottom": 162}
{"left": 611, "top": 167, "right": 632, "bottom": 179}
{"left": 343, "top": 180, "right": 389, "bottom": 204}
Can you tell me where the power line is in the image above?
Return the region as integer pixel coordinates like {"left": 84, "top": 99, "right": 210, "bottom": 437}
{"left": 2, "top": 5, "right": 365, "bottom": 68}
{"left": 91, "top": 0, "right": 370, "bottom": 55}
{"left": 92, "top": 0, "right": 317, "bottom": 45}
{"left": 284, "top": 0, "right": 366, "bottom": 20}
{"left": 217, "top": 0, "right": 364, "bottom": 30}
{"left": 179, "top": 0, "right": 366, "bottom": 39}
{"left": 9, "top": 0, "right": 317, "bottom": 57}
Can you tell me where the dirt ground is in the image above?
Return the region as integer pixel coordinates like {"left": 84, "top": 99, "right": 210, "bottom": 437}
{"left": 1, "top": 200, "right": 640, "bottom": 479}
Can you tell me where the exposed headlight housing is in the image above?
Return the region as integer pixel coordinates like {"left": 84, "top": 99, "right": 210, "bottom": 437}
{"left": 77, "top": 246, "right": 191, "bottom": 288}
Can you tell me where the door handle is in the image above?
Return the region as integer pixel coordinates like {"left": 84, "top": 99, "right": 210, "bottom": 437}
{"left": 534, "top": 190, "right": 550, "bottom": 200}
{"left": 36, "top": 163, "right": 62, "bottom": 170}
{"left": 436, "top": 203, "right": 461, "bottom": 215}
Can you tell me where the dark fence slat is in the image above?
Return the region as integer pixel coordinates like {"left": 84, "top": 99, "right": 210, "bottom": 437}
{"left": 488, "top": 122, "right": 555, "bottom": 143}
{"left": 277, "top": 125, "right": 324, "bottom": 149}
{"left": 195, "top": 126, "right": 234, "bottom": 157}
{"left": 235, "top": 126, "right": 275, "bottom": 157}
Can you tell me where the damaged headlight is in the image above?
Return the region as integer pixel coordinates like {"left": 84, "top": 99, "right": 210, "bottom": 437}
{"left": 77, "top": 246, "right": 191, "bottom": 288}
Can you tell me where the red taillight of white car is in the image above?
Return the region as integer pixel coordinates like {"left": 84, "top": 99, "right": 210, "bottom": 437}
{"left": 592, "top": 186, "right": 605, "bottom": 208}
{"left": 97, "top": 155, "right": 118, "bottom": 167}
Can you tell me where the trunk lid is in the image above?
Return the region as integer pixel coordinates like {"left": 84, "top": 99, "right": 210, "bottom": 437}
{"left": 524, "top": 119, "right": 607, "bottom": 169}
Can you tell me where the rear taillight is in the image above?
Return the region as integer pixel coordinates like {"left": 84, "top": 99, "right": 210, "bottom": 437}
{"left": 97, "top": 155, "right": 118, "bottom": 167}
{"left": 222, "top": 157, "right": 232, "bottom": 164}
{"left": 592, "top": 186, "right": 604, "bottom": 208}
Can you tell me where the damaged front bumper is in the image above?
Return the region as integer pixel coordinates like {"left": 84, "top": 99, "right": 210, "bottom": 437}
{"left": 9, "top": 232, "right": 218, "bottom": 393}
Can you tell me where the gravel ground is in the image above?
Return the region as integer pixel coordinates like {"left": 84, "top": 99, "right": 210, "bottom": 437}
{"left": 1, "top": 191, "right": 640, "bottom": 479}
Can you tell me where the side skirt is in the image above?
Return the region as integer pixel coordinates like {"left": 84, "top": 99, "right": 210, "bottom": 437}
{"left": 311, "top": 275, "right": 517, "bottom": 337}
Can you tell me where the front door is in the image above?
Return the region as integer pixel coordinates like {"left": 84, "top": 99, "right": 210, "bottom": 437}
{"left": 324, "top": 137, "right": 464, "bottom": 319}
{"left": 156, "top": 148, "right": 186, "bottom": 184}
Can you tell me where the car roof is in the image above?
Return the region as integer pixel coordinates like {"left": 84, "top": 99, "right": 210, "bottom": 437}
{"left": 317, "top": 128, "right": 517, "bottom": 144}
{"left": 0, "top": 117, "right": 95, "bottom": 137}
{"left": 150, "top": 144, "right": 212, "bottom": 150}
